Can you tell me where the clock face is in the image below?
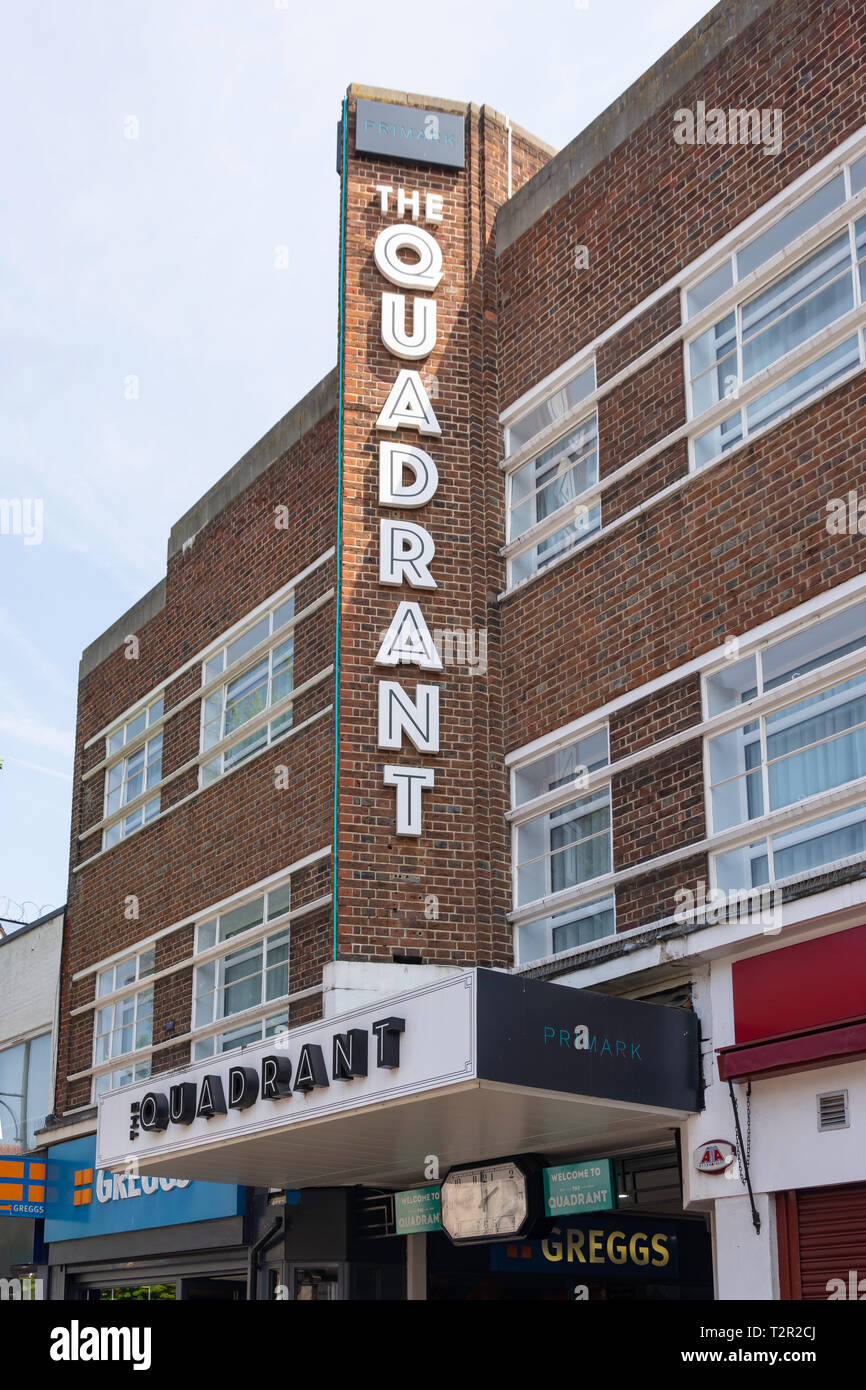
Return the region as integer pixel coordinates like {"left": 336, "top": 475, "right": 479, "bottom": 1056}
{"left": 440, "top": 1162, "right": 529, "bottom": 1243}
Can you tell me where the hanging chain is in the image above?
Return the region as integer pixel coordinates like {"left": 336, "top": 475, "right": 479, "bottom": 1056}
{"left": 736, "top": 1081, "right": 752, "bottom": 1183}
{"left": 729, "top": 1076, "right": 761, "bottom": 1233}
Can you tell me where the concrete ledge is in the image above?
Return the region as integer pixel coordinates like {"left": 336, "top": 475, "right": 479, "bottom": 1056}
{"left": 322, "top": 959, "right": 464, "bottom": 1018}
{"left": 496, "top": 0, "right": 779, "bottom": 255}
{"left": 168, "top": 366, "right": 338, "bottom": 560}
{"left": 348, "top": 83, "right": 471, "bottom": 118}
{"left": 79, "top": 579, "right": 167, "bottom": 680}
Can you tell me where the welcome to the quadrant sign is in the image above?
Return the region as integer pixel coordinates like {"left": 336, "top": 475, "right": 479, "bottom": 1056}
{"left": 394, "top": 1184, "right": 442, "bottom": 1234}
{"left": 393, "top": 1158, "right": 616, "bottom": 1234}
{"left": 543, "top": 1159, "right": 616, "bottom": 1215}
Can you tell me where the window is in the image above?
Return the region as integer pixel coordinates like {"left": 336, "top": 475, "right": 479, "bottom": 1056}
{"left": 0, "top": 1033, "right": 51, "bottom": 1150}
{"left": 685, "top": 174, "right": 848, "bottom": 318}
{"left": 705, "top": 600, "right": 866, "bottom": 888}
{"left": 92, "top": 949, "right": 155, "bottom": 1101}
{"left": 504, "top": 364, "right": 598, "bottom": 585}
{"left": 505, "top": 363, "right": 596, "bottom": 455}
{"left": 715, "top": 801, "right": 866, "bottom": 893}
{"left": 515, "top": 896, "right": 616, "bottom": 967}
{"left": 103, "top": 699, "right": 164, "bottom": 848}
{"left": 200, "top": 597, "right": 295, "bottom": 784}
{"left": 508, "top": 414, "right": 600, "bottom": 584}
{"left": 191, "top": 884, "right": 291, "bottom": 1057}
{"left": 193, "top": 1011, "right": 289, "bottom": 1062}
{"left": 93, "top": 1059, "right": 151, "bottom": 1100}
{"left": 685, "top": 156, "right": 866, "bottom": 469}
{"left": 511, "top": 729, "right": 614, "bottom": 963}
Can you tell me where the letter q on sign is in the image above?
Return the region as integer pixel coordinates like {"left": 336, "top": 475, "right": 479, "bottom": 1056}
{"left": 374, "top": 224, "right": 443, "bottom": 291}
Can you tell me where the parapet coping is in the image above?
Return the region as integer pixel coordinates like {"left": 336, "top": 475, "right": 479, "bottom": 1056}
{"left": 80, "top": 367, "right": 338, "bottom": 678}
{"left": 495, "top": 0, "right": 779, "bottom": 254}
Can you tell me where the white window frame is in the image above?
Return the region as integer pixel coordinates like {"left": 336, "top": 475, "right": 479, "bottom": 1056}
{"left": 91, "top": 949, "right": 155, "bottom": 1101}
{"left": 102, "top": 698, "right": 164, "bottom": 849}
{"left": 703, "top": 595, "right": 866, "bottom": 885}
{"left": 193, "top": 923, "right": 291, "bottom": 1033}
{"left": 198, "top": 595, "right": 296, "bottom": 786}
{"left": 513, "top": 894, "right": 617, "bottom": 968}
{"left": 509, "top": 725, "right": 615, "bottom": 961}
{"left": 502, "top": 361, "right": 599, "bottom": 587}
{"left": 192, "top": 1009, "right": 290, "bottom": 1062}
{"left": 683, "top": 151, "right": 866, "bottom": 472}
{"left": 189, "top": 882, "right": 293, "bottom": 1057}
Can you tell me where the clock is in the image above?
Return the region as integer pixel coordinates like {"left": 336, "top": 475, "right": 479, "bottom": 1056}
{"left": 440, "top": 1157, "right": 539, "bottom": 1245}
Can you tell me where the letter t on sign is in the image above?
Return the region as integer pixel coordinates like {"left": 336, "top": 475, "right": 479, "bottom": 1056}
{"left": 372, "top": 1017, "right": 405, "bottom": 1068}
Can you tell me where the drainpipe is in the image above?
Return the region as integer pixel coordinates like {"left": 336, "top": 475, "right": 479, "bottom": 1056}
{"left": 246, "top": 1215, "right": 284, "bottom": 1301}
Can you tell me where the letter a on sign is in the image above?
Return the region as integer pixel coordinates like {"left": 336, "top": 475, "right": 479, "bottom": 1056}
{"left": 375, "top": 601, "right": 443, "bottom": 670}
{"left": 377, "top": 370, "right": 441, "bottom": 436}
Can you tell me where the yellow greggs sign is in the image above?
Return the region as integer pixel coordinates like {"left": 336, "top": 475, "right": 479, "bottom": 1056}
{"left": 541, "top": 1224, "right": 671, "bottom": 1268}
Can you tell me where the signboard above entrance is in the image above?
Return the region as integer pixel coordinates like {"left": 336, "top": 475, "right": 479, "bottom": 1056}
{"left": 355, "top": 98, "right": 465, "bottom": 169}
{"left": 95, "top": 970, "right": 700, "bottom": 1190}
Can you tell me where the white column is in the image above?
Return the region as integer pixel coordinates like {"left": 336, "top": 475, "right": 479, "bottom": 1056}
{"left": 406, "top": 1233, "right": 427, "bottom": 1301}
{"left": 713, "top": 1193, "right": 779, "bottom": 1300}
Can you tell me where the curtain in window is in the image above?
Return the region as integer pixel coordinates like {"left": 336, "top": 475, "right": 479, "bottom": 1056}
{"left": 741, "top": 233, "right": 853, "bottom": 381}
{"left": 549, "top": 799, "right": 611, "bottom": 893}
{"left": 766, "top": 681, "right": 866, "bottom": 810}
{"left": 774, "top": 812, "right": 866, "bottom": 878}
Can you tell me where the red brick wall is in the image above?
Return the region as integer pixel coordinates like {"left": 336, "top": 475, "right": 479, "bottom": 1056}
{"left": 334, "top": 96, "right": 550, "bottom": 968}
{"left": 55, "top": 406, "right": 338, "bottom": 1116}
{"left": 497, "top": 0, "right": 866, "bottom": 938}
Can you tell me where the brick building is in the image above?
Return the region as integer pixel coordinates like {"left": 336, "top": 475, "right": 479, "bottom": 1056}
{"left": 41, "top": 0, "right": 866, "bottom": 1299}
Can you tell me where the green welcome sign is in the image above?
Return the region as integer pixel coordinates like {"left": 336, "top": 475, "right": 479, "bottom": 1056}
{"left": 543, "top": 1159, "right": 616, "bottom": 1215}
{"left": 394, "top": 1185, "right": 442, "bottom": 1234}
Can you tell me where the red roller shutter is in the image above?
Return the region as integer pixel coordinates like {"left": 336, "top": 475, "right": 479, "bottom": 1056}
{"left": 777, "top": 1183, "right": 866, "bottom": 1299}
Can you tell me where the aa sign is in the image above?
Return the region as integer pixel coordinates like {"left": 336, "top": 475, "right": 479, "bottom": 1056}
{"left": 694, "top": 1139, "right": 736, "bottom": 1173}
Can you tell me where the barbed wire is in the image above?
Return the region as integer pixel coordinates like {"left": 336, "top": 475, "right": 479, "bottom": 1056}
{"left": 0, "top": 897, "right": 61, "bottom": 931}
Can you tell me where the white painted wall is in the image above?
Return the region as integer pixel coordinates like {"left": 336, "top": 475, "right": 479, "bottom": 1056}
{"left": 321, "top": 959, "right": 464, "bottom": 1018}
{"left": 0, "top": 911, "right": 62, "bottom": 1047}
{"left": 681, "top": 931, "right": 866, "bottom": 1300}
{"left": 683, "top": 954, "right": 866, "bottom": 1206}
{"left": 713, "top": 1193, "right": 778, "bottom": 1300}
{"left": 553, "top": 886, "right": 866, "bottom": 1301}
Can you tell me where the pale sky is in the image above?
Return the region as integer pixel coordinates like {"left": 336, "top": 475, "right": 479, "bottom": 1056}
{"left": 0, "top": 0, "right": 715, "bottom": 924}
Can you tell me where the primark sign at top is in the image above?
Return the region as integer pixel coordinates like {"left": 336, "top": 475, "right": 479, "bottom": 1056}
{"left": 355, "top": 98, "right": 465, "bottom": 169}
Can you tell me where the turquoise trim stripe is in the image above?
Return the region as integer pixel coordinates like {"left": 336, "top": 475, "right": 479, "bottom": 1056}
{"left": 333, "top": 100, "right": 348, "bottom": 961}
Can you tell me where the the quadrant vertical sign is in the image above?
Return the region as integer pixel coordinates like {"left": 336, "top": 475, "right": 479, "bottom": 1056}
{"left": 543, "top": 1159, "right": 616, "bottom": 1215}
{"left": 394, "top": 1184, "right": 442, "bottom": 1233}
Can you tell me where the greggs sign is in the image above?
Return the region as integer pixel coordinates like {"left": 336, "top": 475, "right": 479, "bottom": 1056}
{"left": 370, "top": 183, "right": 447, "bottom": 837}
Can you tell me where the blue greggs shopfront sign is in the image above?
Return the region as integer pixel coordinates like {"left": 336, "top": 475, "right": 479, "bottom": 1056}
{"left": 42, "top": 1137, "right": 244, "bottom": 1243}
